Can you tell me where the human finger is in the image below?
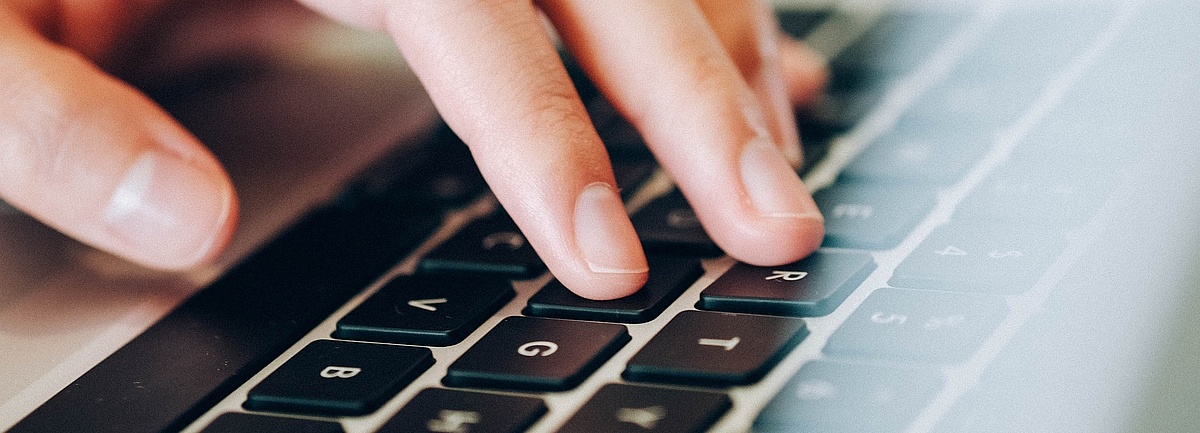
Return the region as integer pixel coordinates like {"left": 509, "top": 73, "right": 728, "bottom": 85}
{"left": 299, "top": 0, "right": 648, "bottom": 300}
{"left": 540, "top": 0, "right": 825, "bottom": 267}
{"left": 0, "top": 11, "right": 237, "bottom": 270}
{"left": 695, "top": 0, "right": 804, "bottom": 166}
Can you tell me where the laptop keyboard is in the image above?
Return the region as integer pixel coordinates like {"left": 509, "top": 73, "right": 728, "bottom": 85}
{"left": 11, "top": 2, "right": 1141, "bottom": 432}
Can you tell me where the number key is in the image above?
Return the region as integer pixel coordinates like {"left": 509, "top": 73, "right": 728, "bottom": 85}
{"left": 889, "top": 223, "right": 1064, "bottom": 294}
{"left": 824, "top": 288, "right": 1008, "bottom": 363}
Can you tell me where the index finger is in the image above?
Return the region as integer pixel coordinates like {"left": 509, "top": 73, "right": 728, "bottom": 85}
{"left": 301, "top": 0, "right": 648, "bottom": 300}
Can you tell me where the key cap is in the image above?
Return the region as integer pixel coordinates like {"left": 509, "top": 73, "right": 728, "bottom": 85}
{"left": 631, "top": 191, "right": 721, "bottom": 256}
{"left": 420, "top": 212, "right": 545, "bottom": 278}
{"left": 11, "top": 202, "right": 441, "bottom": 433}
{"left": 824, "top": 288, "right": 1008, "bottom": 363}
{"left": 623, "top": 311, "right": 808, "bottom": 387}
{"left": 199, "top": 413, "right": 344, "bottom": 433}
{"left": 444, "top": 317, "right": 630, "bottom": 392}
{"left": 556, "top": 384, "right": 731, "bottom": 433}
{"left": 777, "top": 9, "right": 833, "bottom": 40}
{"left": 700, "top": 251, "right": 875, "bottom": 317}
{"left": 612, "top": 158, "right": 658, "bottom": 199}
{"left": 525, "top": 256, "right": 702, "bottom": 323}
{"left": 376, "top": 388, "right": 546, "bottom": 433}
{"left": 833, "top": 11, "right": 966, "bottom": 77}
{"left": 245, "top": 340, "right": 433, "bottom": 416}
{"left": 754, "top": 360, "right": 942, "bottom": 433}
{"left": 889, "top": 223, "right": 1065, "bottom": 294}
{"left": 814, "top": 183, "right": 936, "bottom": 249}
{"left": 334, "top": 274, "right": 514, "bottom": 346}
{"left": 347, "top": 128, "right": 487, "bottom": 210}
{"left": 955, "top": 163, "right": 1114, "bottom": 228}
{"left": 839, "top": 121, "right": 988, "bottom": 185}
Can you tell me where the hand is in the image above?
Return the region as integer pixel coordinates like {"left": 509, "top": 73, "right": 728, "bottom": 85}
{"left": 0, "top": 0, "right": 827, "bottom": 300}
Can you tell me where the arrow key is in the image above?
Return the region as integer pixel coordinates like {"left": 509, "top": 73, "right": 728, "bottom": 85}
{"left": 623, "top": 311, "right": 808, "bottom": 387}
{"left": 334, "top": 274, "right": 514, "bottom": 346}
{"left": 557, "top": 384, "right": 730, "bottom": 433}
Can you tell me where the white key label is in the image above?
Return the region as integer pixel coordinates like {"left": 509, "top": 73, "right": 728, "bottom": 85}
{"left": 319, "top": 366, "right": 362, "bottom": 379}
{"left": 698, "top": 336, "right": 741, "bottom": 351}
{"left": 765, "top": 270, "right": 809, "bottom": 281}
{"left": 517, "top": 341, "right": 559, "bottom": 357}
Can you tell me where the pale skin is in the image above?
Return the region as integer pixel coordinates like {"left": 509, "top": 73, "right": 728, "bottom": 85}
{"left": 0, "top": 0, "right": 828, "bottom": 300}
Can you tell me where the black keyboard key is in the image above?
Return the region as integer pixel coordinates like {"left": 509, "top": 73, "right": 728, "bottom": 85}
{"left": 631, "top": 191, "right": 721, "bottom": 256}
{"left": 754, "top": 360, "right": 942, "bottom": 433}
{"left": 377, "top": 388, "right": 546, "bottom": 433}
{"left": 525, "top": 257, "right": 701, "bottom": 323}
{"left": 700, "top": 251, "right": 875, "bottom": 317}
{"left": 200, "top": 413, "right": 344, "bottom": 433}
{"left": 814, "top": 183, "right": 936, "bottom": 249}
{"left": 11, "top": 202, "right": 440, "bottom": 433}
{"left": 777, "top": 9, "right": 832, "bottom": 40}
{"left": 556, "top": 384, "right": 731, "bottom": 433}
{"left": 420, "top": 212, "right": 544, "bottom": 278}
{"left": 334, "top": 274, "right": 514, "bottom": 346}
{"left": 824, "top": 288, "right": 1008, "bottom": 363}
{"left": 889, "top": 224, "right": 1065, "bottom": 294}
{"left": 623, "top": 311, "right": 808, "bottom": 387}
{"left": 245, "top": 340, "right": 433, "bottom": 416}
{"left": 612, "top": 158, "right": 658, "bottom": 199}
{"left": 444, "top": 317, "right": 629, "bottom": 391}
{"left": 242, "top": 340, "right": 432, "bottom": 415}
{"left": 347, "top": 128, "right": 487, "bottom": 209}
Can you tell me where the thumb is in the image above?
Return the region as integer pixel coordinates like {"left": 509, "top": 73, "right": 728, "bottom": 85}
{"left": 0, "top": 19, "right": 237, "bottom": 270}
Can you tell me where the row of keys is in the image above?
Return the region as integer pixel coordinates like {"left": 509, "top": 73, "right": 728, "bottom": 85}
{"left": 233, "top": 285, "right": 1009, "bottom": 430}
{"left": 335, "top": 249, "right": 876, "bottom": 359}
{"left": 244, "top": 311, "right": 806, "bottom": 417}
{"left": 212, "top": 383, "right": 729, "bottom": 433}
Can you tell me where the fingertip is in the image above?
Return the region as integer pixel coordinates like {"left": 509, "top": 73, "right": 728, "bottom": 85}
{"left": 722, "top": 213, "right": 824, "bottom": 267}
{"left": 101, "top": 150, "right": 238, "bottom": 270}
{"left": 558, "top": 269, "right": 649, "bottom": 301}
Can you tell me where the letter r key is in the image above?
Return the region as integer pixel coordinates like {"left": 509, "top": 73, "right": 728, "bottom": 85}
{"left": 765, "top": 270, "right": 809, "bottom": 281}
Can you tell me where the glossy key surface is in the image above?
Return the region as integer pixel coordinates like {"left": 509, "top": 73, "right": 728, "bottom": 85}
{"left": 754, "top": 360, "right": 942, "bottom": 433}
{"left": 199, "top": 413, "right": 344, "bottom": 433}
{"left": 623, "top": 311, "right": 808, "bottom": 387}
{"left": 824, "top": 288, "right": 1008, "bottom": 363}
{"left": 420, "top": 212, "right": 544, "bottom": 278}
{"left": 525, "top": 256, "right": 702, "bottom": 323}
{"left": 245, "top": 340, "right": 433, "bottom": 416}
{"left": 814, "top": 183, "right": 936, "bottom": 249}
{"left": 377, "top": 388, "right": 546, "bottom": 433}
{"left": 556, "top": 384, "right": 730, "bottom": 433}
{"left": 631, "top": 191, "right": 721, "bottom": 256}
{"left": 889, "top": 223, "right": 1064, "bottom": 294}
{"left": 334, "top": 274, "right": 514, "bottom": 346}
{"left": 444, "top": 317, "right": 629, "bottom": 392}
{"left": 700, "top": 251, "right": 875, "bottom": 317}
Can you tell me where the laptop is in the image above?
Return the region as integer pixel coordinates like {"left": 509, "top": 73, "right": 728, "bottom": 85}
{"left": 2, "top": 0, "right": 1199, "bottom": 431}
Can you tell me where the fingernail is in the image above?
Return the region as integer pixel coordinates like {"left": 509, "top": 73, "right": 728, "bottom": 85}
{"left": 103, "top": 151, "right": 233, "bottom": 267}
{"left": 574, "top": 182, "right": 649, "bottom": 274}
{"left": 740, "top": 137, "right": 823, "bottom": 219}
